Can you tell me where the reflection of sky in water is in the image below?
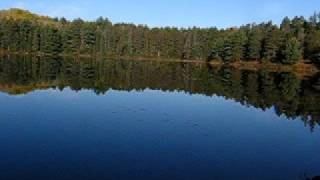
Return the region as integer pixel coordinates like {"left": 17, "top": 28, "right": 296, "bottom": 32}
{"left": 0, "top": 88, "right": 319, "bottom": 180}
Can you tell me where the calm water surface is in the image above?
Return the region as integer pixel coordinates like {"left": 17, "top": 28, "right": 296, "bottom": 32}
{"left": 0, "top": 56, "right": 320, "bottom": 180}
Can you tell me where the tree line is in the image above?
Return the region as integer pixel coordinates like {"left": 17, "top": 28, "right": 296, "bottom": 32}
{"left": 0, "top": 9, "right": 320, "bottom": 65}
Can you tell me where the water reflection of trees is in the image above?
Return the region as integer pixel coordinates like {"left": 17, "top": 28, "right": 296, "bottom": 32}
{"left": 0, "top": 55, "right": 320, "bottom": 129}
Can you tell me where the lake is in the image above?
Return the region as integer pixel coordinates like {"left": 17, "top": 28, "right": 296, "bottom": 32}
{"left": 0, "top": 55, "right": 320, "bottom": 180}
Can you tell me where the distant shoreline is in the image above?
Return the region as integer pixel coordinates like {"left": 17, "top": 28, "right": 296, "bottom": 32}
{"left": 1, "top": 51, "right": 319, "bottom": 77}
{"left": 120, "top": 56, "right": 319, "bottom": 77}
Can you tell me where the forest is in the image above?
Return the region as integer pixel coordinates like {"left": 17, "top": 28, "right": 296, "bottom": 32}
{"left": 0, "top": 8, "right": 320, "bottom": 66}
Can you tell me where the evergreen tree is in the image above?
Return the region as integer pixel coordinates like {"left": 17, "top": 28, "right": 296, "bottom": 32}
{"left": 247, "top": 27, "right": 263, "bottom": 60}
{"left": 230, "top": 30, "right": 247, "bottom": 61}
{"left": 82, "top": 24, "right": 96, "bottom": 53}
{"left": 209, "top": 38, "right": 224, "bottom": 61}
{"left": 262, "top": 26, "right": 282, "bottom": 62}
{"left": 291, "top": 16, "right": 305, "bottom": 43}
{"left": 280, "top": 17, "right": 291, "bottom": 33}
{"left": 222, "top": 39, "right": 233, "bottom": 63}
{"left": 305, "top": 30, "right": 320, "bottom": 64}
{"left": 31, "top": 26, "right": 41, "bottom": 53}
{"left": 282, "top": 37, "right": 302, "bottom": 65}
{"left": 43, "top": 27, "right": 62, "bottom": 55}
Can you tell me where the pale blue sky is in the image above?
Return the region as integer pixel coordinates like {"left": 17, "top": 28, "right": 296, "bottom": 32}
{"left": 0, "top": 0, "right": 319, "bottom": 28}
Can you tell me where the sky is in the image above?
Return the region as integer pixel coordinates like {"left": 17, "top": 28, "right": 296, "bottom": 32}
{"left": 0, "top": 0, "right": 319, "bottom": 28}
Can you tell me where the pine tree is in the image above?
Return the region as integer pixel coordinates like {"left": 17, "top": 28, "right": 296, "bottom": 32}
{"left": 282, "top": 37, "right": 302, "bottom": 65}
{"left": 82, "top": 24, "right": 96, "bottom": 53}
{"left": 247, "top": 27, "right": 263, "bottom": 60}
{"left": 209, "top": 38, "right": 224, "bottom": 61}
{"left": 291, "top": 16, "right": 305, "bottom": 49}
{"left": 305, "top": 30, "right": 320, "bottom": 64}
{"left": 262, "top": 26, "right": 282, "bottom": 62}
{"left": 280, "top": 17, "right": 291, "bottom": 33}
{"left": 19, "top": 20, "right": 33, "bottom": 52}
{"left": 222, "top": 39, "right": 233, "bottom": 63}
{"left": 43, "top": 27, "right": 62, "bottom": 55}
{"left": 31, "top": 26, "right": 41, "bottom": 53}
{"left": 230, "top": 30, "right": 247, "bottom": 61}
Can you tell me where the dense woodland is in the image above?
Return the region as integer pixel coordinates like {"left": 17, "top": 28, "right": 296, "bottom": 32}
{"left": 0, "top": 56, "right": 319, "bottom": 129}
{"left": 0, "top": 9, "right": 320, "bottom": 65}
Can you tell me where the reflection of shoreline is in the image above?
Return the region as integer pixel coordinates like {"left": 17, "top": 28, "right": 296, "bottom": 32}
{"left": 0, "top": 56, "right": 319, "bottom": 129}
{"left": 118, "top": 56, "right": 319, "bottom": 76}
{"left": 1, "top": 53, "right": 318, "bottom": 77}
{"left": 0, "top": 83, "right": 54, "bottom": 95}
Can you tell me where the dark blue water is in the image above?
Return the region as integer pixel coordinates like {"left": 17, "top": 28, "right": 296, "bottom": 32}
{"left": 0, "top": 57, "right": 319, "bottom": 180}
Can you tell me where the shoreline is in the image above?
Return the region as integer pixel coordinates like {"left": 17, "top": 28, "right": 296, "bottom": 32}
{"left": 119, "top": 56, "right": 319, "bottom": 77}
{"left": 1, "top": 51, "right": 319, "bottom": 77}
